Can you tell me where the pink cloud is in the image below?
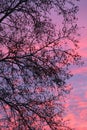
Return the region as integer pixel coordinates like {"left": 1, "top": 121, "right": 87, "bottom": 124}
{"left": 71, "top": 66, "right": 87, "bottom": 75}
{"left": 84, "top": 91, "right": 87, "bottom": 99}
{"left": 65, "top": 90, "right": 87, "bottom": 129}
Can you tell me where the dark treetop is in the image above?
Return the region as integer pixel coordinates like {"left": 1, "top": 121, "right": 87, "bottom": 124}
{"left": 0, "top": 0, "right": 80, "bottom": 130}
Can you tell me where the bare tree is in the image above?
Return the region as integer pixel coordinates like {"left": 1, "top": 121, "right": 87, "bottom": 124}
{"left": 0, "top": 0, "right": 80, "bottom": 130}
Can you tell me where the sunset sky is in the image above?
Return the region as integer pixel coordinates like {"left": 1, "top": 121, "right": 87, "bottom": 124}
{"left": 66, "top": 0, "right": 87, "bottom": 129}
{"left": 0, "top": 1, "right": 87, "bottom": 129}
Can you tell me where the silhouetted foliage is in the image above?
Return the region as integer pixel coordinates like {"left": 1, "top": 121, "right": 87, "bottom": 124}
{"left": 0, "top": 0, "right": 80, "bottom": 129}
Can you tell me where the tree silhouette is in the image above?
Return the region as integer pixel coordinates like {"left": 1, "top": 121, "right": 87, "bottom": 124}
{"left": 0, "top": 0, "right": 80, "bottom": 130}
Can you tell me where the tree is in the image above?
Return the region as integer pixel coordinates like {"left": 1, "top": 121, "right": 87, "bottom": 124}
{"left": 0, "top": 0, "right": 80, "bottom": 130}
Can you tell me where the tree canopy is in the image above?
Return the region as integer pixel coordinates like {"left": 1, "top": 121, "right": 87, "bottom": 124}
{"left": 0, "top": 0, "right": 80, "bottom": 130}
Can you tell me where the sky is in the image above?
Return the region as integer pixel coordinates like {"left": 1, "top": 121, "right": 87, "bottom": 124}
{"left": 0, "top": 1, "right": 87, "bottom": 129}
{"left": 65, "top": 0, "right": 87, "bottom": 129}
